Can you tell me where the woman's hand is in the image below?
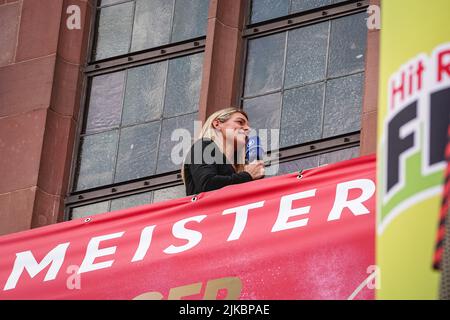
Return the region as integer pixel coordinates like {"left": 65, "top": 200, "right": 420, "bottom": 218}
{"left": 244, "top": 160, "right": 265, "bottom": 180}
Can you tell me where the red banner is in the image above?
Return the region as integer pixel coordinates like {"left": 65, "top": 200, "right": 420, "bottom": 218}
{"left": 0, "top": 155, "right": 376, "bottom": 300}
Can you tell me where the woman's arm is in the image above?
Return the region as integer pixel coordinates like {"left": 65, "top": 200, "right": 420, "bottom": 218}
{"left": 188, "top": 163, "right": 253, "bottom": 193}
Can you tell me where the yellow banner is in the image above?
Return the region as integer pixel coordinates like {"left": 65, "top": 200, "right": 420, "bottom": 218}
{"left": 377, "top": 0, "right": 450, "bottom": 299}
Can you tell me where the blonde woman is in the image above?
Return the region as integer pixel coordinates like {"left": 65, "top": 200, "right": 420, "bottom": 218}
{"left": 183, "top": 107, "right": 265, "bottom": 196}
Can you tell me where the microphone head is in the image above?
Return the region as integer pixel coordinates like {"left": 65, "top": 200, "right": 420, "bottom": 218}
{"left": 246, "top": 135, "right": 264, "bottom": 163}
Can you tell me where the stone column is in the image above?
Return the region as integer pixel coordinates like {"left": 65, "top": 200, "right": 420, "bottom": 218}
{"left": 198, "top": 0, "right": 247, "bottom": 122}
{"left": 360, "top": 0, "right": 380, "bottom": 156}
{"left": 0, "top": 0, "right": 94, "bottom": 235}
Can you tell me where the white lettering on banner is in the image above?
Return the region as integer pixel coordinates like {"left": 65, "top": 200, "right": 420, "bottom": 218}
{"left": 4, "top": 243, "right": 70, "bottom": 291}
{"left": 78, "top": 232, "right": 125, "bottom": 274}
{"left": 163, "top": 215, "right": 207, "bottom": 254}
{"left": 271, "top": 190, "right": 316, "bottom": 232}
{"left": 132, "top": 225, "right": 156, "bottom": 262}
{"left": 223, "top": 201, "right": 265, "bottom": 241}
{"left": 1, "top": 177, "right": 375, "bottom": 292}
{"left": 327, "top": 179, "right": 376, "bottom": 221}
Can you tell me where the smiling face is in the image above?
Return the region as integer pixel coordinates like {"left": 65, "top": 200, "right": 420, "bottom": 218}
{"left": 213, "top": 112, "right": 250, "bottom": 147}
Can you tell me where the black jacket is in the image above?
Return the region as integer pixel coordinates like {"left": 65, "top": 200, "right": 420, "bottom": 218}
{"left": 183, "top": 139, "right": 253, "bottom": 196}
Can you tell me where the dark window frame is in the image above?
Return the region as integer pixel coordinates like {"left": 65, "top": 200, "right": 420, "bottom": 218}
{"left": 239, "top": 0, "right": 369, "bottom": 170}
{"left": 64, "top": 0, "right": 207, "bottom": 220}
{"left": 65, "top": 0, "right": 369, "bottom": 220}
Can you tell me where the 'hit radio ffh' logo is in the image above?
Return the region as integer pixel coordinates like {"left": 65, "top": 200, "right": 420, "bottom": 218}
{"left": 379, "top": 43, "right": 450, "bottom": 233}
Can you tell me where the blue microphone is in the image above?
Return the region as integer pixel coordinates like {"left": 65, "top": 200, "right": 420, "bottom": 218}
{"left": 245, "top": 135, "right": 264, "bottom": 163}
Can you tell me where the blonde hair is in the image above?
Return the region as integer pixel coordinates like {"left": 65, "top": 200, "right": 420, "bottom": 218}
{"left": 182, "top": 107, "right": 249, "bottom": 183}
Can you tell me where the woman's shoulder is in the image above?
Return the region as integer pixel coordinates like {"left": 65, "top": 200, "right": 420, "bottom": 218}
{"left": 197, "top": 138, "right": 214, "bottom": 146}
{"left": 186, "top": 138, "right": 221, "bottom": 165}
{"left": 190, "top": 138, "right": 216, "bottom": 151}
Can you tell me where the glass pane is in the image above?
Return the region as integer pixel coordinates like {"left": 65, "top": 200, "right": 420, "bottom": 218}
{"left": 243, "top": 93, "right": 282, "bottom": 151}
{"left": 122, "top": 62, "right": 167, "bottom": 126}
{"left": 85, "top": 71, "right": 125, "bottom": 134}
{"left": 319, "top": 146, "right": 360, "bottom": 165}
{"left": 163, "top": 53, "right": 203, "bottom": 118}
{"left": 153, "top": 185, "right": 186, "bottom": 203}
{"left": 110, "top": 192, "right": 153, "bottom": 211}
{"left": 280, "top": 83, "right": 325, "bottom": 148}
{"left": 250, "top": 0, "right": 289, "bottom": 24}
{"left": 284, "top": 21, "right": 328, "bottom": 88}
{"left": 171, "top": 0, "right": 209, "bottom": 43}
{"left": 99, "top": 0, "right": 126, "bottom": 6}
{"left": 290, "top": 0, "right": 332, "bottom": 14}
{"left": 328, "top": 12, "right": 368, "bottom": 77}
{"left": 157, "top": 113, "right": 197, "bottom": 174}
{"left": 75, "top": 130, "right": 119, "bottom": 191}
{"left": 131, "top": 0, "right": 173, "bottom": 51}
{"left": 94, "top": 2, "right": 134, "bottom": 60}
{"left": 115, "top": 122, "right": 161, "bottom": 183}
{"left": 323, "top": 73, "right": 364, "bottom": 138}
{"left": 244, "top": 32, "right": 286, "bottom": 97}
{"left": 71, "top": 201, "right": 110, "bottom": 220}
{"left": 277, "top": 155, "right": 319, "bottom": 175}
